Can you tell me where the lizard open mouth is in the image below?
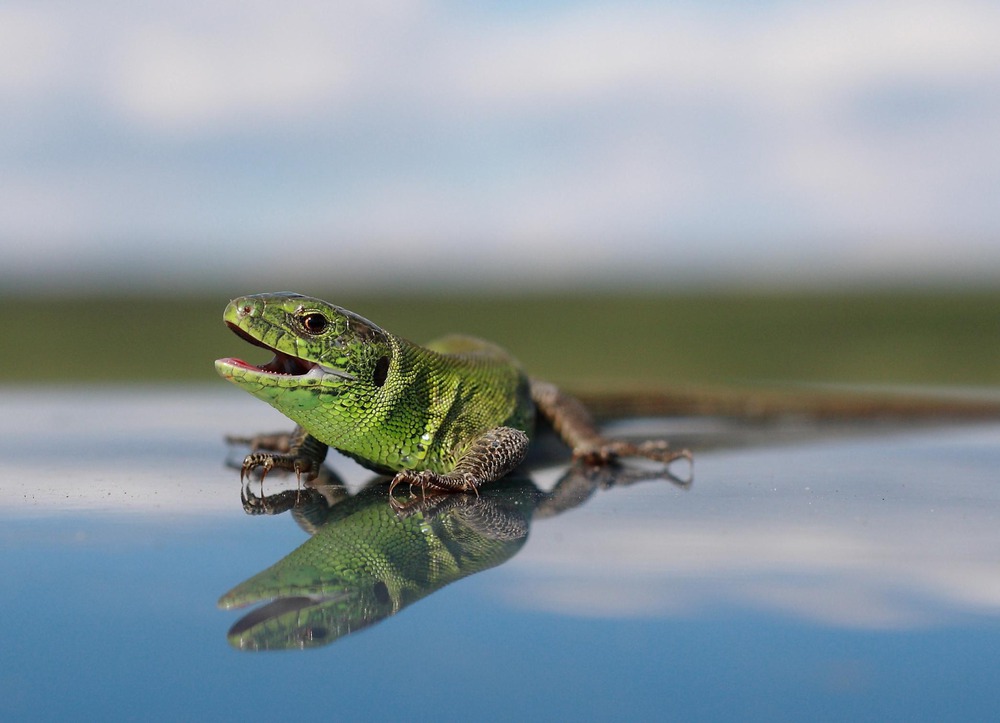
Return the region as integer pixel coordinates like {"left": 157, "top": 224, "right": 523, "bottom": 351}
{"left": 222, "top": 321, "right": 314, "bottom": 376}
{"left": 221, "top": 321, "right": 355, "bottom": 381}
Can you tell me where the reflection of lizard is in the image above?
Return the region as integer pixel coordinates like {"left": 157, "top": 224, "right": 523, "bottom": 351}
{"left": 220, "top": 478, "right": 537, "bottom": 651}
{"left": 216, "top": 293, "right": 689, "bottom": 493}
{"left": 220, "top": 463, "right": 676, "bottom": 651}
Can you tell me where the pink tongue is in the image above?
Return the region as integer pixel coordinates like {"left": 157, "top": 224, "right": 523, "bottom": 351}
{"left": 218, "top": 357, "right": 257, "bottom": 371}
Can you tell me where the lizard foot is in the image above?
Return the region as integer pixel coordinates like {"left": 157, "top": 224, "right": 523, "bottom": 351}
{"left": 388, "top": 469, "right": 481, "bottom": 498}
{"left": 573, "top": 439, "right": 693, "bottom": 467}
{"left": 230, "top": 427, "right": 327, "bottom": 485}
{"left": 240, "top": 452, "right": 320, "bottom": 484}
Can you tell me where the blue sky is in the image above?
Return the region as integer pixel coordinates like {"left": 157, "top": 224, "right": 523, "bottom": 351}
{"left": 2, "top": 0, "right": 998, "bottom": 291}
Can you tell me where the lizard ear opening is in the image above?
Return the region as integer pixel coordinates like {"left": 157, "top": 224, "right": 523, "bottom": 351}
{"left": 373, "top": 356, "right": 390, "bottom": 387}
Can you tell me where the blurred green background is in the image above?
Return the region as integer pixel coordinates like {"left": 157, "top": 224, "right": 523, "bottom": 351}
{"left": 3, "top": 5, "right": 998, "bottom": 397}
{"left": 6, "top": 289, "right": 997, "bottom": 389}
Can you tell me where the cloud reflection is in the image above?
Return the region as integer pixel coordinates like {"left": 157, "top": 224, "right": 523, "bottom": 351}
{"left": 5, "top": 388, "right": 999, "bottom": 631}
{"left": 498, "top": 428, "right": 1000, "bottom": 629}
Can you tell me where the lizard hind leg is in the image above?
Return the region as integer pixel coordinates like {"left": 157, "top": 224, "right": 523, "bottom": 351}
{"left": 389, "top": 426, "right": 530, "bottom": 496}
{"left": 530, "top": 379, "right": 692, "bottom": 467}
{"left": 573, "top": 438, "right": 692, "bottom": 466}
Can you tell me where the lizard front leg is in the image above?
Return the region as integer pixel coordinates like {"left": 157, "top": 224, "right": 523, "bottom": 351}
{"left": 389, "top": 426, "right": 529, "bottom": 495}
{"left": 235, "top": 425, "right": 329, "bottom": 482}
{"left": 530, "top": 380, "right": 692, "bottom": 466}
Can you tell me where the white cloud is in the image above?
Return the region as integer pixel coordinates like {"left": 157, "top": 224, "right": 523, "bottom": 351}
{"left": 0, "top": 6, "right": 68, "bottom": 95}
{"left": 743, "top": 1, "right": 1000, "bottom": 108}
{"left": 106, "top": 8, "right": 359, "bottom": 132}
{"left": 0, "top": 0, "right": 998, "bottom": 287}
{"left": 442, "top": 6, "right": 724, "bottom": 109}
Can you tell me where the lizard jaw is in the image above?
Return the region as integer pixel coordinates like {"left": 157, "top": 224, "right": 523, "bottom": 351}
{"left": 218, "top": 322, "right": 355, "bottom": 381}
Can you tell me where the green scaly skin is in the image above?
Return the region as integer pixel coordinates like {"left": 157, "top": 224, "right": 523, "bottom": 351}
{"left": 219, "top": 479, "right": 535, "bottom": 651}
{"left": 216, "top": 292, "right": 689, "bottom": 492}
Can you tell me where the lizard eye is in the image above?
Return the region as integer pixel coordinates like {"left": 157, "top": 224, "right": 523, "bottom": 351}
{"left": 373, "top": 356, "right": 390, "bottom": 387}
{"left": 300, "top": 312, "right": 329, "bottom": 334}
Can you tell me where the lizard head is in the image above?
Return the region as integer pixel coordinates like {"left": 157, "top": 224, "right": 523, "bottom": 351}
{"left": 215, "top": 292, "right": 393, "bottom": 413}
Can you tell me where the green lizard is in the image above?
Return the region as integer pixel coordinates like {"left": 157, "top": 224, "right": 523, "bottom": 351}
{"left": 215, "top": 292, "right": 690, "bottom": 493}
{"left": 219, "top": 478, "right": 537, "bottom": 651}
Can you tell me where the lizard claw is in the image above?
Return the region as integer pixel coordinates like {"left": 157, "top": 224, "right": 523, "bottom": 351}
{"left": 240, "top": 452, "right": 275, "bottom": 483}
{"left": 240, "top": 483, "right": 267, "bottom": 514}
{"left": 387, "top": 472, "right": 408, "bottom": 499}
{"left": 389, "top": 470, "right": 431, "bottom": 499}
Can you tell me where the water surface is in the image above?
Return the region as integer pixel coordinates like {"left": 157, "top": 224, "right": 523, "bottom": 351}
{"left": 2, "top": 388, "right": 999, "bottom": 721}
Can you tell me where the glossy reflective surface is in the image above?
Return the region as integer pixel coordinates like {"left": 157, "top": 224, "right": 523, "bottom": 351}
{"left": 3, "top": 389, "right": 1000, "bottom": 720}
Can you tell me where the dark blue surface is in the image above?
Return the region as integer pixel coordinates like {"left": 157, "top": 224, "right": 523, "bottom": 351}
{"left": 2, "top": 390, "right": 999, "bottom": 721}
{"left": 5, "top": 517, "right": 1000, "bottom": 721}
